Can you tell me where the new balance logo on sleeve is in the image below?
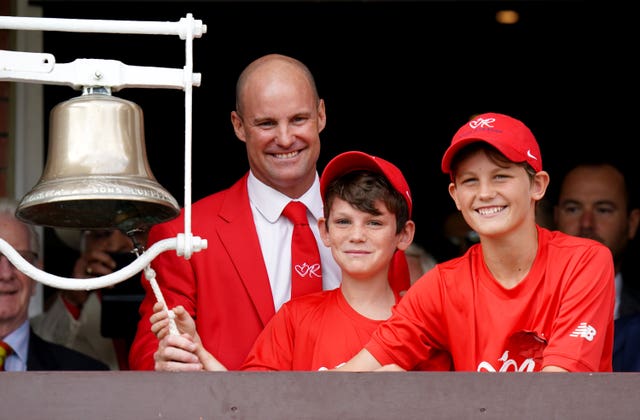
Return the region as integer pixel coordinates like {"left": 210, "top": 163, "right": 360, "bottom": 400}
{"left": 569, "top": 322, "right": 596, "bottom": 341}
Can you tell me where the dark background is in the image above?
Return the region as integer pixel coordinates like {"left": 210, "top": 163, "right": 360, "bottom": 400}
{"left": 29, "top": 0, "right": 636, "bottom": 272}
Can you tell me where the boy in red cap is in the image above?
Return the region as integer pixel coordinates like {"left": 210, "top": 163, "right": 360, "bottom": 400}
{"left": 334, "top": 112, "right": 615, "bottom": 372}
{"left": 149, "top": 151, "right": 450, "bottom": 370}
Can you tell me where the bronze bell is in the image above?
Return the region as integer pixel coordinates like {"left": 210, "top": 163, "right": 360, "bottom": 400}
{"left": 16, "top": 90, "right": 180, "bottom": 233}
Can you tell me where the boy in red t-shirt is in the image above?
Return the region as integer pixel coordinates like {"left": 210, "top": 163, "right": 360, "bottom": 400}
{"left": 334, "top": 112, "right": 615, "bottom": 372}
{"left": 148, "top": 151, "right": 451, "bottom": 371}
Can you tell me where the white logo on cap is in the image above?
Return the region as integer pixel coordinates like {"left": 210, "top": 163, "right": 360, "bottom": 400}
{"left": 469, "top": 117, "right": 495, "bottom": 129}
{"left": 526, "top": 149, "right": 538, "bottom": 161}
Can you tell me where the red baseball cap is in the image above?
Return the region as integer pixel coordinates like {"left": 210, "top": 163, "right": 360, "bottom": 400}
{"left": 441, "top": 112, "right": 542, "bottom": 175}
{"left": 320, "top": 151, "right": 412, "bottom": 218}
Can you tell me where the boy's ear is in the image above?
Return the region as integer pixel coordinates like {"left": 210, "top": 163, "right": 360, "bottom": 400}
{"left": 318, "top": 217, "right": 331, "bottom": 247}
{"left": 396, "top": 220, "right": 416, "bottom": 251}
{"left": 532, "top": 170, "right": 550, "bottom": 200}
{"left": 448, "top": 182, "right": 461, "bottom": 210}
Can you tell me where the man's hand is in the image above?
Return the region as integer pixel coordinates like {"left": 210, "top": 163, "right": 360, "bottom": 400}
{"left": 153, "top": 332, "right": 203, "bottom": 372}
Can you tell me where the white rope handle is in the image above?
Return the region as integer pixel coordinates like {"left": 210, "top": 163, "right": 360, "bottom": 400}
{"left": 144, "top": 265, "right": 179, "bottom": 336}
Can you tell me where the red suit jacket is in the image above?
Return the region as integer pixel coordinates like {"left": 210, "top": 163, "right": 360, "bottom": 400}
{"left": 129, "top": 173, "right": 278, "bottom": 370}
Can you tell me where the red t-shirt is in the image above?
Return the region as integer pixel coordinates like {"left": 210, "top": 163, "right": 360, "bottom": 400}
{"left": 366, "top": 227, "right": 615, "bottom": 372}
{"left": 241, "top": 288, "right": 450, "bottom": 371}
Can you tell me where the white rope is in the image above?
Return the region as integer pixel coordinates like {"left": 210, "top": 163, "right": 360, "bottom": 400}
{"left": 144, "top": 265, "right": 179, "bottom": 336}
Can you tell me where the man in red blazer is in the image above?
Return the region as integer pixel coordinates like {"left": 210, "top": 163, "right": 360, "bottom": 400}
{"left": 129, "top": 54, "right": 341, "bottom": 370}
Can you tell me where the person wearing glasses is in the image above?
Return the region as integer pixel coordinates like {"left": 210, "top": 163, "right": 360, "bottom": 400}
{"left": 0, "top": 198, "right": 108, "bottom": 371}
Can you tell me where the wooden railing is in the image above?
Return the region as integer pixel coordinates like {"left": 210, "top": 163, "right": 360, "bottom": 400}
{"left": 4, "top": 371, "right": 639, "bottom": 419}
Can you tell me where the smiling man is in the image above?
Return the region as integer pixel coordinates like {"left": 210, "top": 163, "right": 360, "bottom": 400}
{"left": 0, "top": 198, "right": 108, "bottom": 371}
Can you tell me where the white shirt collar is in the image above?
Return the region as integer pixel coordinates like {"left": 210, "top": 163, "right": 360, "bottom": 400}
{"left": 247, "top": 170, "right": 324, "bottom": 222}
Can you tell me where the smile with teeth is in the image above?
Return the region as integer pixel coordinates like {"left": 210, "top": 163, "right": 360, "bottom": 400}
{"left": 274, "top": 151, "right": 300, "bottom": 159}
{"left": 477, "top": 206, "right": 505, "bottom": 215}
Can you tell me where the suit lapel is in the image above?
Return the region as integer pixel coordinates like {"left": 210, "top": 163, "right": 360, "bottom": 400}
{"left": 218, "top": 174, "right": 276, "bottom": 326}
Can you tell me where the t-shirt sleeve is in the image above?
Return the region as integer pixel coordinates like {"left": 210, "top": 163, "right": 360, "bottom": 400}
{"left": 543, "top": 243, "right": 615, "bottom": 372}
{"left": 366, "top": 268, "right": 447, "bottom": 370}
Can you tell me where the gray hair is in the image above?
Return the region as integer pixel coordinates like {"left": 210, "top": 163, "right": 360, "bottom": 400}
{"left": 0, "top": 198, "right": 41, "bottom": 254}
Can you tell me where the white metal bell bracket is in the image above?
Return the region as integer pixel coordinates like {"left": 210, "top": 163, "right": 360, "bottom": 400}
{"left": 0, "top": 14, "right": 208, "bottom": 304}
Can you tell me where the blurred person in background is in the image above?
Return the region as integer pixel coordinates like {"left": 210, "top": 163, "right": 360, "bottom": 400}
{"left": 554, "top": 160, "right": 640, "bottom": 320}
{"left": 554, "top": 159, "right": 640, "bottom": 372}
{"left": 404, "top": 242, "right": 437, "bottom": 286}
{"left": 31, "top": 229, "right": 144, "bottom": 370}
{"left": 1, "top": 198, "right": 108, "bottom": 371}
{"left": 443, "top": 210, "right": 479, "bottom": 258}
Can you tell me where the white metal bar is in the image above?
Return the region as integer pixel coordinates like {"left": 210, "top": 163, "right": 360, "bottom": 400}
{"left": 0, "top": 14, "right": 207, "bottom": 38}
{"left": 0, "top": 236, "right": 207, "bottom": 290}
{"left": 182, "top": 15, "right": 195, "bottom": 258}
{"left": 0, "top": 54, "right": 201, "bottom": 91}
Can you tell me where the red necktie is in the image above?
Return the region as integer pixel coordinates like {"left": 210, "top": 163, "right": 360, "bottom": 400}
{"left": 282, "top": 201, "right": 323, "bottom": 298}
{"left": 0, "top": 340, "right": 13, "bottom": 371}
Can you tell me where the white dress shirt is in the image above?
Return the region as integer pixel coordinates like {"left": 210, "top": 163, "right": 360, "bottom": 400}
{"left": 247, "top": 171, "right": 340, "bottom": 311}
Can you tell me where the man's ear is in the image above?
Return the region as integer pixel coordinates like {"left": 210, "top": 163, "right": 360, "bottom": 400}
{"left": 230, "top": 110, "right": 247, "bottom": 143}
{"left": 628, "top": 208, "right": 640, "bottom": 240}
{"left": 317, "top": 99, "right": 327, "bottom": 133}
{"left": 30, "top": 257, "right": 44, "bottom": 297}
